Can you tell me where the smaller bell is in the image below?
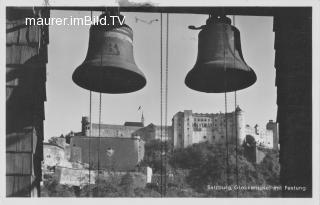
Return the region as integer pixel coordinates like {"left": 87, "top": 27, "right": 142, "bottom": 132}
{"left": 185, "top": 15, "right": 257, "bottom": 93}
{"left": 72, "top": 13, "right": 146, "bottom": 93}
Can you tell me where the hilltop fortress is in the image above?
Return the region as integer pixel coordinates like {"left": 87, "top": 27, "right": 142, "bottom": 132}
{"left": 77, "top": 106, "right": 278, "bottom": 150}
{"left": 172, "top": 106, "right": 278, "bottom": 150}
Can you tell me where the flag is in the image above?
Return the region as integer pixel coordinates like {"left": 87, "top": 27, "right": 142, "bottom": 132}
{"left": 138, "top": 106, "right": 142, "bottom": 111}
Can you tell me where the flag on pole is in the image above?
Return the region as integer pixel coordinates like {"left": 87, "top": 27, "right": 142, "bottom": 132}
{"left": 138, "top": 106, "right": 142, "bottom": 111}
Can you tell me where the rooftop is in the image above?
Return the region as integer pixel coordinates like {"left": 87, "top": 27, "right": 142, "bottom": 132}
{"left": 124, "top": 122, "right": 144, "bottom": 127}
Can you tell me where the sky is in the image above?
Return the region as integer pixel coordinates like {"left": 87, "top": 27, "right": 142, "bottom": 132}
{"left": 44, "top": 10, "right": 276, "bottom": 140}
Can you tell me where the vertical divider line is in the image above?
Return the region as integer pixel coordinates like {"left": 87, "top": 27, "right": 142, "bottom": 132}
{"left": 89, "top": 91, "right": 92, "bottom": 193}
{"left": 232, "top": 15, "right": 239, "bottom": 198}
{"left": 97, "top": 92, "right": 102, "bottom": 196}
{"left": 164, "top": 13, "right": 169, "bottom": 196}
{"left": 88, "top": 10, "right": 93, "bottom": 196}
{"left": 222, "top": 14, "right": 230, "bottom": 195}
{"left": 160, "top": 12, "right": 163, "bottom": 197}
{"left": 97, "top": 10, "right": 103, "bottom": 196}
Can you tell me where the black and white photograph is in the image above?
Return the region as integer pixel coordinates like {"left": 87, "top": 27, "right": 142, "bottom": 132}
{"left": 1, "top": 0, "right": 320, "bottom": 204}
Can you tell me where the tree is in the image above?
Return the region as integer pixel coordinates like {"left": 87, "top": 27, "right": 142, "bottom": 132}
{"left": 120, "top": 173, "right": 135, "bottom": 197}
{"left": 169, "top": 142, "right": 280, "bottom": 197}
{"left": 140, "top": 139, "right": 173, "bottom": 174}
{"left": 41, "top": 175, "right": 76, "bottom": 197}
{"left": 48, "top": 136, "right": 59, "bottom": 145}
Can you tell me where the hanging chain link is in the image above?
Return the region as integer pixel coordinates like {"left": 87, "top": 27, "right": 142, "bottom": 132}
{"left": 160, "top": 12, "right": 163, "bottom": 197}
{"left": 160, "top": 12, "right": 169, "bottom": 197}
{"left": 223, "top": 15, "right": 230, "bottom": 190}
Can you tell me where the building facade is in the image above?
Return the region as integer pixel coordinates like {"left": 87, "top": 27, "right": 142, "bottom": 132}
{"left": 43, "top": 143, "right": 65, "bottom": 168}
{"left": 80, "top": 116, "right": 173, "bottom": 142}
{"left": 172, "top": 106, "right": 278, "bottom": 149}
{"left": 132, "top": 123, "right": 173, "bottom": 142}
{"left": 70, "top": 136, "right": 145, "bottom": 171}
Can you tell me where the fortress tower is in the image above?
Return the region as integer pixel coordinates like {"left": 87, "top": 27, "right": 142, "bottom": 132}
{"left": 266, "top": 120, "right": 279, "bottom": 150}
{"left": 81, "top": 116, "right": 90, "bottom": 136}
{"left": 235, "top": 106, "right": 246, "bottom": 145}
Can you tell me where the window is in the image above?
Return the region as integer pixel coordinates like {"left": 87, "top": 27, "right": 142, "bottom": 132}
{"left": 212, "top": 136, "right": 215, "bottom": 140}
{"left": 203, "top": 136, "right": 207, "bottom": 139}
{"left": 221, "top": 136, "right": 224, "bottom": 139}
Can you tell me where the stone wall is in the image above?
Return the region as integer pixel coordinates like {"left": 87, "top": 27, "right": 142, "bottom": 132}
{"left": 43, "top": 144, "right": 65, "bottom": 168}
{"left": 90, "top": 123, "right": 141, "bottom": 138}
{"left": 245, "top": 125, "right": 274, "bottom": 149}
{"left": 70, "top": 136, "right": 145, "bottom": 171}
{"left": 81, "top": 117, "right": 173, "bottom": 143}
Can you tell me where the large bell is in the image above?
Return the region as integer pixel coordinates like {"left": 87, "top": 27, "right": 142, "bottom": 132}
{"left": 185, "top": 15, "right": 257, "bottom": 93}
{"left": 72, "top": 13, "right": 146, "bottom": 93}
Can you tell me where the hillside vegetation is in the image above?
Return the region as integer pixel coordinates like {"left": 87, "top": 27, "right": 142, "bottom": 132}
{"left": 42, "top": 140, "right": 280, "bottom": 197}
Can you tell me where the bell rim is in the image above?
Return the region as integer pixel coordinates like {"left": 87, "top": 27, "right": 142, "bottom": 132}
{"left": 184, "top": 65, "right": 257, "bottom": 93}
{"left": 72, "top": 63, "right": 147, "bottom": 94}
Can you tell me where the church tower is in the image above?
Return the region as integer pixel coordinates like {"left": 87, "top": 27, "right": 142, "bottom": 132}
{"left": 141, "top": 112, "right": 145, "bottom": 127}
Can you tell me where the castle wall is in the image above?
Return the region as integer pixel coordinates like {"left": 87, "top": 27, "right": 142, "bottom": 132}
{"left": 245, "top": 125, "right": 274, "bottom": 149}
{"left": 173, "top": 110, "right": 240, "bottom": 148}
{"left": 90, "top": 123, "right": 141, "bottom": 138}
{"left": 81, "top": 117, "right": 174, "bottom": 146}
{"left": 132, "top": 124, "right": 157, "bottom": 142}
{"left": 172, "top": 108, "right": 275, "bottom": 149}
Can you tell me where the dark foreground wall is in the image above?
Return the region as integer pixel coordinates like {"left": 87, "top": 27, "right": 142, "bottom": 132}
{"left": 274, "top": 8, "right": 312, "bottom": 197}
{"left": 6, "top": 8, "right": 49, "bottom": 197}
